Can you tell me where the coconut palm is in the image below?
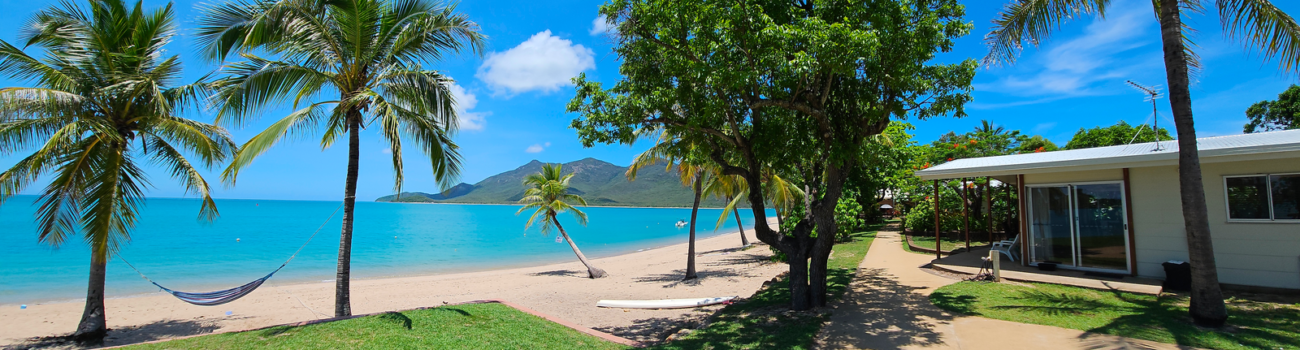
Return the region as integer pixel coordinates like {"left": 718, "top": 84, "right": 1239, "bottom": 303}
{"left": 518, "top": 163, "right": 607, "bottom": 278}
{"left": 0, "top": 0, "right": 235, "bottom": 338}
{"left": 197, "top": 0, "right": 485, "bottom": 317}
{"left": 627, "top": 130, "right": 710, "bottom": 280}
{"left": 704, "top": 174, "right": 749, "bottom": 246}
{"left": 985, "top": 0, "right": 1300, "bottom": 326}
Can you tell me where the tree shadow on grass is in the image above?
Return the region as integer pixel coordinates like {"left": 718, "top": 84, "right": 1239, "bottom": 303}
{"left": 593, "top": 314, "right": 712, "bottom": 344}
{"left": 6, "top": 318, "right": 227, "bottom": 349}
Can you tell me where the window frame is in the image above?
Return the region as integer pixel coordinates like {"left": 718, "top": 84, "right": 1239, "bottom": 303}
{"left": 1223, "top": 172, "right": 1300, "bottom": 223}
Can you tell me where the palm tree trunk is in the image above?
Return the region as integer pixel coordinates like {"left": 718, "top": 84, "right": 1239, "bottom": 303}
{"left": 335, "top": 116, "right": 361, "bottom": 317}
{"left": 73, "top": 249, "right": 108, "bottom": 341}
{"left": 732, "top": 197, "right": 749, "bottom": 246}
{"left": 552, "top": 215, "right": 607, "bottom": 278}
{"left": 1157, "top": 0, "right": 1227, "bottom": 327}
{"left": 685, "top": 173, "right": 703, "bottom": 280}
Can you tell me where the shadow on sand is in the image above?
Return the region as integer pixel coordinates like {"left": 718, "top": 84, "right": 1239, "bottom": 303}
{"left": 6, "top": 318, "right": 226, "bottom": 350}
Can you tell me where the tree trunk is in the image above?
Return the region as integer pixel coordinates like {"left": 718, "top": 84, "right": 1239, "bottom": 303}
{"left": 808, "top": 166, "right": 845, "bottom": 307}
{"left": 72, "top": 250, "right": 108, "bottom": 341}
{"left": 732, "top": 197, "right": 749, "bottom": 246}
{"left": 685, "top": 173, "right": 703, "bottom": 280}
{"left": 553, "top": 215, "right": 607, "bottom": 278}
{"left": 335, "top": 116, "right": 361, "bottom": 317}
{"left": 788, "top": 247, "right": 811, "bottom": 310}
{"left": 1156, "top": 0, "right": 1227, "bottom": 327}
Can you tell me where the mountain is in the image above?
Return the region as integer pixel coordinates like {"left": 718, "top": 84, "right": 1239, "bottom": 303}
{"left": 375, "top": 158, "right": 733, "bottom": 207}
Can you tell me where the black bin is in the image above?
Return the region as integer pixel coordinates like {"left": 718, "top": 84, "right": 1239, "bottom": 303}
{"left": 1162, "top": 261, "right": 1192, "bottom": 292}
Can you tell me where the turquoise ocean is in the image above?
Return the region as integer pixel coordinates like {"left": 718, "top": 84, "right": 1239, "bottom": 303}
{"left": 0, "top": 196, "right": 768, "bottom": 304}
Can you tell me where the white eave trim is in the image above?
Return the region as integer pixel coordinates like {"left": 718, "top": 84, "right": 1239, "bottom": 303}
{"left": 915, "top": 142, "right": 1300, "bottom": 181}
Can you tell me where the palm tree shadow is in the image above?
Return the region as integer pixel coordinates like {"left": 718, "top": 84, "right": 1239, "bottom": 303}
{"left": 9, "top": 318, "right": 228, "bottom": 349}
{"left": 529, "top": 269, "right": 584, "bottom": 278}
{"left": 635, "top": 269, "right": 757, "bottom": 288}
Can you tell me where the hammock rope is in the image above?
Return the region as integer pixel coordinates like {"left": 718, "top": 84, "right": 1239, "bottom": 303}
{"left": 118, "top": 202, "right": 344, "bottom": 306}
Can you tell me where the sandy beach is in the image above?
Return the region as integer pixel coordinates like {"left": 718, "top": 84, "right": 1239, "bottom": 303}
{"left": 0, "top": 220, "right": 783, "bottom": 348}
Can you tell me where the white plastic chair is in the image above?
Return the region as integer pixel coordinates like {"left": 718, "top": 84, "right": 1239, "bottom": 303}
{"left": 991, "top": 235, "right": 1019, "bottom": 262}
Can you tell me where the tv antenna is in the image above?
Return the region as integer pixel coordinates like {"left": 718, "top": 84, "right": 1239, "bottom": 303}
{"left": 1126, "top": 80, "right": 1164, "bottom": 151}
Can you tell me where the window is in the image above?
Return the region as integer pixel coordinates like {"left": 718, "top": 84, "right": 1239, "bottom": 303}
{"left": 1224, "top": 173, "right": 1300, "bottom": 221}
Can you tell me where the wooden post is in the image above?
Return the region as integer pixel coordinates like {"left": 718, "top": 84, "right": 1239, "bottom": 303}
{"left": 933, "top": 179, "right": 941, "bottom": 259}
{"left": 986, "top": 177, "right": 993, "bottom": 245}
{"left": 963, "top": 178, "right": 970, "bottom": 251}
{"left": 1017, "top": 174, "right": 1029, "bottom": 266}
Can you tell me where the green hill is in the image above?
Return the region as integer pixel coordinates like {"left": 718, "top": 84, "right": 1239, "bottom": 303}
{"left": 375, "top": 158, "right": 733, "bottom": 208}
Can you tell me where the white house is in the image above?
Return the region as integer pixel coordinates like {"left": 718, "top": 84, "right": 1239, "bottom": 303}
{"left": 915, "top": 129, "right": 1300, "bottom": 291}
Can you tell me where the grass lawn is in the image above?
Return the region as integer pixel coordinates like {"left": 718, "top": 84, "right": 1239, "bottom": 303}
{"left": 646, "top": 223, "right": 884, "bottom": 350}
{"left": 902, "top": 234, "right": 989, "bottom": 254}
{"left": 123, "top": 302, "right": 626, "bottom": 350}
{"left": 931, "top": 281, "right": 1300, "bottom": 350}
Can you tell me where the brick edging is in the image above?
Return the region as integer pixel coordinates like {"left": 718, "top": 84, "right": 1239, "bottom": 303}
{"left": 104, "top": 300, "right": 642, "bottom": 348}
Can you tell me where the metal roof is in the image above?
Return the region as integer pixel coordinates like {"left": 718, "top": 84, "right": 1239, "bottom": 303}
{"left": 915, "top": 129, "right": 1300, "bottom": 180}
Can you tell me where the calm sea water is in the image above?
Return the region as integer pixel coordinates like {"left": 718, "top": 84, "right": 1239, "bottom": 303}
{"left": 0, "top": 196, "right": 767, "bottom": 304}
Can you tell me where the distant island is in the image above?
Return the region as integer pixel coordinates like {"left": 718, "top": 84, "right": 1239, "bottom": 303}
{"left": 375, "top": 158, "right": 735, "bottom": 208}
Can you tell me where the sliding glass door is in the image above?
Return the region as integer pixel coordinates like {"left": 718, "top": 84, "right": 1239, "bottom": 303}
{"left": 1027, "top": 183, "right": 1130, "bottom": 272}
{"left": 1029, "top": 186, "right": 1074, "bottom": 265}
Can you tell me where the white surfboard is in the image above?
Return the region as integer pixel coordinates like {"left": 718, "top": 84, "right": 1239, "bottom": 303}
{"left": 596, "top": 296, "right": 737, "bottom": 309}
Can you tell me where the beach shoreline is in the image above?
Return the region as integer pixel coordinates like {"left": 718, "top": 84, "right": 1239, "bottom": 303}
{"left": 0, "top": 220, "right": 782, "bottom": 347}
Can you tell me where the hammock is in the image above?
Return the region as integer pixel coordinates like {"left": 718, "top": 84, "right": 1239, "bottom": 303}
{"left": 119, "top": 203, "right": 342, "bottom": 306}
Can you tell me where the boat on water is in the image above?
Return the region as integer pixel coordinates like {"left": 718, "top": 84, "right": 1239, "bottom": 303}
{"left": 675, "top": 220, "right": 688, "bottom": 228}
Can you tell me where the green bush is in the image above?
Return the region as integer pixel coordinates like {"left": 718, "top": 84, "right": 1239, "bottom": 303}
{"left": 835, "top": 197, "right": 864, "bottom": 242}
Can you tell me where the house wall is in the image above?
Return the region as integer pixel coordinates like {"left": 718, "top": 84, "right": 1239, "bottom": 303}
{"left": 1129, "top": 159, "right": 1300, "bottom": 290}
{"left": 1023, "top": 169, "right": 1123, "bottom": 185}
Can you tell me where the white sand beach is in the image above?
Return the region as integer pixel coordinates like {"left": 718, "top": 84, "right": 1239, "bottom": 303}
{"left": 0, "top": 220, "right": 783, "bottom": 347}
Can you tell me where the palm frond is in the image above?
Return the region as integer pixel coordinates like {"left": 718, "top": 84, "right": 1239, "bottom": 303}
{"left": 984, "top": 0, "right": 1111, "bottom": 66}
{"left": 221, "top": 101, "right": 333, "bottom": 185}
{"left": 144, "top": 135, "right": 220, "bottom": 221}
{"left": 1218, "top": 0, "right": 1300, "bottom": 72}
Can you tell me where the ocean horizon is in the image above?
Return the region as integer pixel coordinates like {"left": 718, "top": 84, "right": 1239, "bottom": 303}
{"left": 0, "top": 196, "right": 769, "bottom": 305}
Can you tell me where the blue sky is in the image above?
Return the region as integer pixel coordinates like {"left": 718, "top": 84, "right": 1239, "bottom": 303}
{"left": 1, "top": 0, "right": 1298, "bottom": 202}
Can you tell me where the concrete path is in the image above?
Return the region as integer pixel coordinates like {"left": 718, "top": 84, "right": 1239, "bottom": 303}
{"left": 816, "top": 228, "right": 1195, "bottom": 350}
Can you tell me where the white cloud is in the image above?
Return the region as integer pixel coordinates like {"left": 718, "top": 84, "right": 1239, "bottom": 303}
{"left": 447, "top": 83, "right": 488, "bottom": 131}
{"left": 590, "top": 15, "right": 612, "bottom": 35}
{"left": 525, "top": 144, "right": 546, "bottom": 153}
{"left": 981, "top": 0, "right": 1161, "bottom": 98}
{"left": 1033, "top": 122, "right": 1057, "bottom": 133}
{"left": 382, "top": 148, "right": 392, "bottom": 154}
{"left": 544, "top": 142, "right": 551, "bottom": 147}
{"left": 477, "top": 30, "right": 595, "bottom": 95}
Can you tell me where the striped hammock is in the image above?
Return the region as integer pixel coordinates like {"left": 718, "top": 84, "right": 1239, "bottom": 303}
{"left": 149, "top": 268, "right": 281, "bottom": 306}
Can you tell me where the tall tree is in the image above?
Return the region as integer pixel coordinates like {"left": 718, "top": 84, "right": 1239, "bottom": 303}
{"left": 198, "top": 0, "right": 485, "bottom": 317}
{"left": 1064, "top": 121, "right": 1173, "bottom": 149}
{"left": 573, "top": 0, "right": 974, "bottom": 310}
{"left": 1244, "top": 84, "right": 1300, "bottom": 133}
{"left": 0, "top": 0, "right": 235, "bottom": 338}
{"left": 985, "top": 0, "right": 1300, "bottom": 326}
{"left": 518, "top": 163, "right": 607, "bottom": 278}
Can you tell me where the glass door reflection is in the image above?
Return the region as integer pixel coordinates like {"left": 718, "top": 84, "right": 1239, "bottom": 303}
{"left": 1073, "top": 184, "right": 1128, "bottom": 271}
{"left": 1029, "top": 186, "right": 1075, "bottom": 266}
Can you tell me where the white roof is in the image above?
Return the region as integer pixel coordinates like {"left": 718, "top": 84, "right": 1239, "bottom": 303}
{"left": 916, "top": 129, "right": 1300, "bottom": 180}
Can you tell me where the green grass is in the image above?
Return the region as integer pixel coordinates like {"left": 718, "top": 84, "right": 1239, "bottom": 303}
{"left": 646, "top": 223, "right": 883, "bottom": 350}
{"left": 902, "top": 234, "right": 988, "bottom": 254}
{"left": 123, "top": 302, "right": 626, "bottom": 350}
{"left": 931, "top": 281, "right": 1300, "bottom": 350}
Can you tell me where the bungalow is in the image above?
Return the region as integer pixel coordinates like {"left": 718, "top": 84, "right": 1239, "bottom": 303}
{"left": 915, "top": 129, "right": 1300, "bottom": 291}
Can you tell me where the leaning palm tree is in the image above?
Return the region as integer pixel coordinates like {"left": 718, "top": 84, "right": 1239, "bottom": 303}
{"left": 518, "top": 163, "right": 607, "bottom": 278}
{"left": 704, "top": 173, "right": 750, "bottom": 246}
{"left": 985, "top": 0, "right": 1300, "bottom": 326}
{"left": 0, "top": 0, "right": 234, "bottom": 338}
{"left": 197, "top": 0, "right": 485, "bottom": 317}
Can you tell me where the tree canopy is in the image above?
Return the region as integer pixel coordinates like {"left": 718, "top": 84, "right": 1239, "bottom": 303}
{"left": 571, "top": 0, "right": 975, "bottom": 310}
{"left": 1064, "top": 121, "right": 1173, "bottom": 150}
{"left": 1244, "top": 84, "right": 1300, "bottom": 133}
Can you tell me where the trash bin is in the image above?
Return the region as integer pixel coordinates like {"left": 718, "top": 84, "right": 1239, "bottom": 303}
{"left": 1162, "top": 260, "right": 1192, "bottom": 292}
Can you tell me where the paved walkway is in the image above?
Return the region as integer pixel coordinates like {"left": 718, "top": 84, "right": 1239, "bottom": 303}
{"left": 816, "top": 228, "right": 1195, "bottom": 350}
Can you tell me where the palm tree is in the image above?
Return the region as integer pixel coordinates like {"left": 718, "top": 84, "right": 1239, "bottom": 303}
{"left": 198, "top": 0, "right": 485, "bottom": 317}
{"left": 518, "top": 163, "right": 607, "bottom": 278}
{"left": 0, "top": 0, "right": 235, "bottom": 338}
{"left": 627, "top": 130, "right": 709, "bottom": 280}
{"left": 985, "top": 0, "right": 1300, "bottom": 327}
{"left": 704, "top": 174, "right": 749, "bottom": 246}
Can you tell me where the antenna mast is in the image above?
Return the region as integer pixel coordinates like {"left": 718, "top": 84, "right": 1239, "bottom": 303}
{"left": 1126, "top": 80, "right": 1164, "bottom": 151}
